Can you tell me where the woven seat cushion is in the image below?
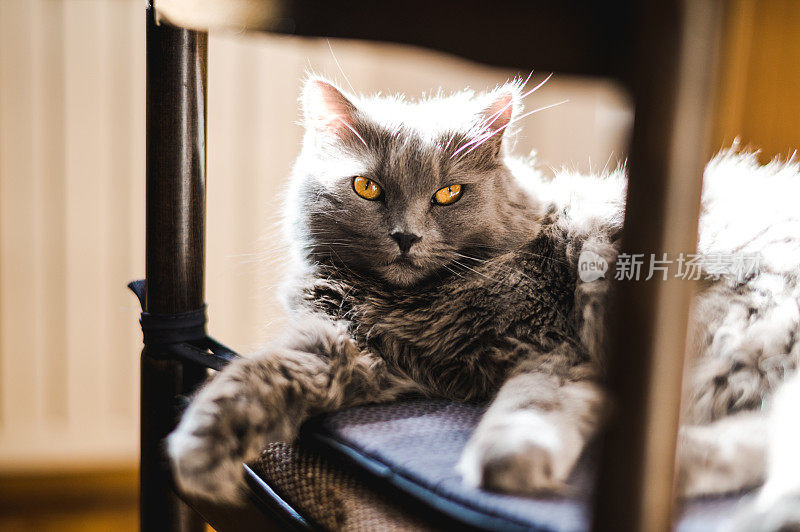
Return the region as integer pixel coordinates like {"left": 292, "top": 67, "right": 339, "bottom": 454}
{"left": 250, "top": 399, "right": 754, "bottom": 531}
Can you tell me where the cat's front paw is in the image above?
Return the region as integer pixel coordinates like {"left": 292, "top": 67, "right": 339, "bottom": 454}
{"left": 457, "top": 411, "right": 582, "bottom": 495}
{"left": 676, "top": 424, "right": 765, "bottom": 498}
{"left": 167, "top": 409, "right": 247, "bottom": 504}
{"left": 166, "top": 358, "right": 294, "bottom": 504}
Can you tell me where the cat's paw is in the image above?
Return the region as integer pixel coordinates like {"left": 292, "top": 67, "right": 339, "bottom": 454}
{"left": 732, "top": 494, "right": 800, "bottom": 532}
{"left": 676, "top": 424, "right": 765, "bottom": 498}
{"left": 167, "top": 409, "right": 247, "bottom": 504}
{"left": 166, "top": 358, "right": 291, "bottom": 504}
{"left": 457, "top": 411, "right": 582, "bottom": 495}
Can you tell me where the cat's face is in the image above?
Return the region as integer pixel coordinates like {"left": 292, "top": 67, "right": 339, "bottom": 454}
{"left": 288, "top": 78, "right": 536, "bottom": 287}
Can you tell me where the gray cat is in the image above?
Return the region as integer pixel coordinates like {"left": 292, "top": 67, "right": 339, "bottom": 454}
{"left": 167, "top": 77, "right": 800, "bottom": 528}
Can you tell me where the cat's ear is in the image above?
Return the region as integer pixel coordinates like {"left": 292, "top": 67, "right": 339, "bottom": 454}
{"left": 301, "top": 78, "right": 363, "bottom": 144}
{"left": 474, "top": 88, "right": 519, "bottom": 157}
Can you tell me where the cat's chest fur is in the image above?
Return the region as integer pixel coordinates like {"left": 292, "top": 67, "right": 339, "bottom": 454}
{"left": 300, "top": 225, "right": 581, "bottom": 400}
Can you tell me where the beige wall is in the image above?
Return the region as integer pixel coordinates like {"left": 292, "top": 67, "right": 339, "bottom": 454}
{"left": 0, "top": 0, "right": 144, "bottom": 471}
{"left": 0, "top": 0, "right": 631, "bottom": 471}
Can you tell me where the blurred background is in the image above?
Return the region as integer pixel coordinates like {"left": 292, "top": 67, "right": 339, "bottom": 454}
{"left": 0, "top": 0, "right": 797, "bottom": 529}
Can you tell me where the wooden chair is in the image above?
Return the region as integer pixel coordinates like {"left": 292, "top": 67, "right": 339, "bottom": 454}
{"left": 137, "top": 1, "right": 723, "bottom": 530}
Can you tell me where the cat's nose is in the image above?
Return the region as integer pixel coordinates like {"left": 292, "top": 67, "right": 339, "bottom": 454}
{"left": 390, "top": 231, "right": 421, "bottom": 254}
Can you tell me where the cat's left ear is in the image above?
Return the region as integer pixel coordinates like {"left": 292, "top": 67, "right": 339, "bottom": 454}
{"left": 475, "top": 87, "right": 519, "bottom": 157}
{"left": 301, "top": 77, "right": 362, "bottom": 144}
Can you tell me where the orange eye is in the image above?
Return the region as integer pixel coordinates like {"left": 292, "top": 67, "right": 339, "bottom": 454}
{"left": 433, "top": 184, "right": 463, "bottom": 205}
{"left": 353, "top": 176, "right": 383, "bottom": 200}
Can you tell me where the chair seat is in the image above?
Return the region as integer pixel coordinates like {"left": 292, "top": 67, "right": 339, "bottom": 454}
{"left": 249, "top": 400, "right": 754, "bottom": 531}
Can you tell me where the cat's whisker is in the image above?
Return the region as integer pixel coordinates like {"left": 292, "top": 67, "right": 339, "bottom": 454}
{"left": 517, "top": 71, "right": 534, "bottom": 93}
{"left": 450, "top": 259, "right": 501, "bottom": 284}
{"left": 601, "top": 150, "right": 615, "bottom": 176}
{"left": 506, "top": 98, "right": 569, "bottom": 127}
{"left": 326, "top": 40, "right": 357, "bottom": 94}
{"left": 316, "top": 246, "right": 370, "bottom": 281}
{"left": 459, "top": 99, "right": 569, "bottom": 158}
{"left": 452, "top": 95, "right": 568, "bottom": 160}
{"left": 451, "top": 124, "right": 506, "bottom": 159}
{"left": 451, "top": 252, "right": 490, "bottom": 265}
{"left": 442, "top": 133, "right": 456, "bottom": 152}
{"left": 474, "top": 72, "right": 541, "bottom": 136}
{"left": 518, "top": 72, "right": 553, "bottom": 101}
{"left": 310, "top": 211, "right": 360, "bottom": 218}
{"left": 335, "top": 117, "right": 369, "bottom": 148}
{"left": 453, "top": 72, "right": 552, "bottom": 159}
{"left": 440, "top": 263, "right": 465, "bottom": 280}
{"left": 466, "top": 244, "right": 571, "bottom": 267}
{"left": 475, "top": 72, "right": 549, "bottom": 135}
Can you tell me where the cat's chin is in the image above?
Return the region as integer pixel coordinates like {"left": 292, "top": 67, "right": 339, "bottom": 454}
{"left": 379, "top": 261, "right": 430, "bottom": 287}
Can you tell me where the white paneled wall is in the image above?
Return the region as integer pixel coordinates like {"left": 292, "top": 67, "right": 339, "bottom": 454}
{"left": 0, "top": 0, "right": 631, "bottom": 471}
{"left": 0, "top": 0, "right": 144, "bottom": 471}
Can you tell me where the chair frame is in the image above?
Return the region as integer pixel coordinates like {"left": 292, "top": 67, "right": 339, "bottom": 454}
{"left": 141, "top": 3, "right": 208, "bottom": 529}
{"left": 140, "top": 1, "right": 722, "bottom": 530}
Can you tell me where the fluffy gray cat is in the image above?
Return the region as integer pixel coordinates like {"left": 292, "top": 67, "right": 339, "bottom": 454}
{"left": 167, "top": 77, "right": 800, "bottom": 528}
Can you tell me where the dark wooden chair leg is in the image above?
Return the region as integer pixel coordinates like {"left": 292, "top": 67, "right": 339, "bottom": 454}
{"left": 141, "top": 2, "right": 208, "bottom": 530}
{"left": 593, "top": 2, "right": 723, "bottom": 530}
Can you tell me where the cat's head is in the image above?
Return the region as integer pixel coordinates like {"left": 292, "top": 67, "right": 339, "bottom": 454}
{"left": 287, "top": 77, "right": 539, "bottom": 286}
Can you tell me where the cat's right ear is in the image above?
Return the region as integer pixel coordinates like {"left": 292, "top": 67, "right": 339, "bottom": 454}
{"left": 301, "top": 78, "right": 363, "bottom": 144}
{"left": 473, "top": 88, "right": 519, "bottom": 158}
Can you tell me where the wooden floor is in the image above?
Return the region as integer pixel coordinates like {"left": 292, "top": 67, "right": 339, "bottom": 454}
{"left": 0, "top": 503, "right": 138, "bottom": 532}
{"left": 0, "top": 469, "right": 138, "bottom": 532}
{"left": 0, "top": 468, "right": 221, "bottom": 532}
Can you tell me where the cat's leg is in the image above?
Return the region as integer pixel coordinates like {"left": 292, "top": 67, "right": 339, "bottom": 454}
{"left": 676, "top": 410, "right": 768, "bottom": 498}
{"left": 167, "top": 315, "right": 417, "bottom": 503}
{"left": 457, "top": 349, "right": 604, "bottom": 494}
{"left": 732, "top": 371, "right": 800, "bottom": 532}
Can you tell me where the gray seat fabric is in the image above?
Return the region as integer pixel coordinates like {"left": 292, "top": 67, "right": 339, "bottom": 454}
{"left": 301, "top": 399, "right": 755, "bottom": 531}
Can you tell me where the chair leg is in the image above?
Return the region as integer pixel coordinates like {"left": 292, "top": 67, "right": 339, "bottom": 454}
{"left": 593, "top": 2, "right": 723, "bottom": 531}
{"left": 142, "top": 1, "right": 208, "bottom": 530}
{"left": 141, "top": 356, "right": 206, "bottom": 532}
